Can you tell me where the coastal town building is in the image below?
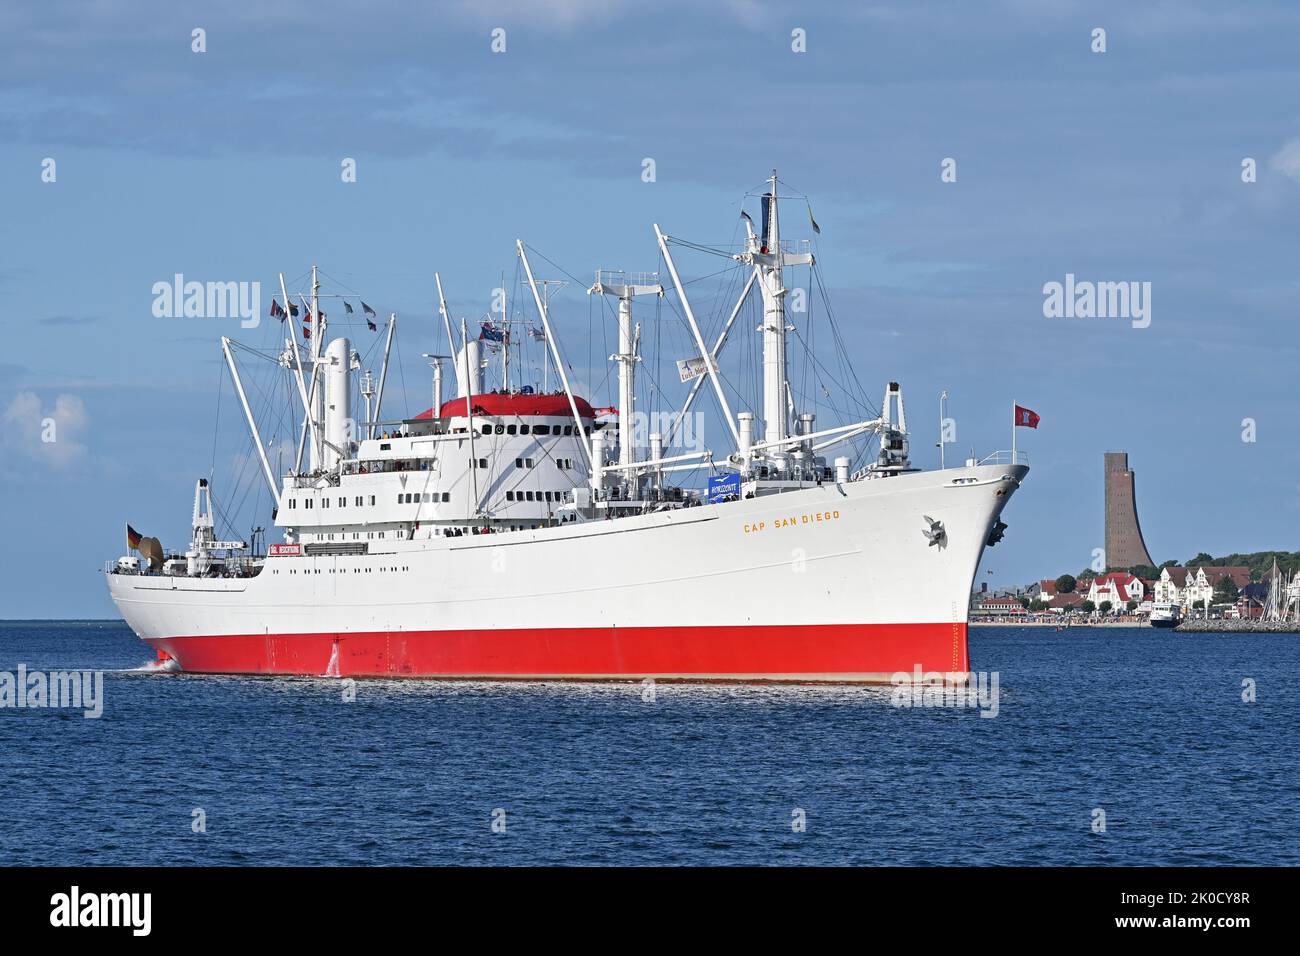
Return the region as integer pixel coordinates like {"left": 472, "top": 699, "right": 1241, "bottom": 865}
{"left": 1086, "top": 571, "right": 1147, "bottom": 607}
{"left": 994, "top": 562, "right": 1280, "bottom": 621}
{"left": 1235, "top": 582, "right": 1268, "bottom": 620}
{"left": 1131, "top": 564, "right": 1253, "bottom": 610}
{"left": 1154, "top": 566, "right": 1189, "bottom": 604}
{"left": 1180, "top": 566, "right": 1250, "bottom": 608}
{"left": 1046, "top": 593, "right": 1085, "bottom": 612}
{"left": 973, "top": 596, "right": 1027, "bottom": 616}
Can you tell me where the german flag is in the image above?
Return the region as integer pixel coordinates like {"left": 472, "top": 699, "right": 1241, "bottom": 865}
{"left": 126, "top": 524, "right": 142, "bottom": 551}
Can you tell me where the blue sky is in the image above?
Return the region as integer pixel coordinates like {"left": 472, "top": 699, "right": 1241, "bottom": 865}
{"left": 2, "top": 0, "right": 1299, "bottom": 617}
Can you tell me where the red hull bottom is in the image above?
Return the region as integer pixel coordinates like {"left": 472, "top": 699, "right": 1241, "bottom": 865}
{"left": 147, "top": 622, "right": 971, "bottom": 683}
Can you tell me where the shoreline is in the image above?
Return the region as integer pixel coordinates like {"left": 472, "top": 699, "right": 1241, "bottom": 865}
{"left": 973, "top": 620, "right": 1300, "bottom": 634}
{"left": 971, "top": 620, "right": 1147, "bottom": 628}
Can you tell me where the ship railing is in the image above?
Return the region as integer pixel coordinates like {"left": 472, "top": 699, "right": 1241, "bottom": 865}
{"left": 975, "top": 450, "right": 1029, "bottom": 466}
{"left": 593, "top": 269, "right": 661, "bottom": 290}
{"left": 287, "top": 471, "right": 344, "bottom": 487}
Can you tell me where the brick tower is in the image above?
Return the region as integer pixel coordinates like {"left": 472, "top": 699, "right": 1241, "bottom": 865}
{"left": 1104, "top": 452, "right": 1154, "bottom": 569}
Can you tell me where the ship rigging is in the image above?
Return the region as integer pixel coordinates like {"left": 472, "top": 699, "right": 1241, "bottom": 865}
{"left": 183, "top": 172, "right": 904, "bottom": 551}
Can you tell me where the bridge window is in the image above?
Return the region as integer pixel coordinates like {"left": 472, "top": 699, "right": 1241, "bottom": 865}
{"left": 441, "top": 492, "right": 450, "bottom": 502}
{"left": 520, "top": 424, "right": 530, "bottom": 435}
{"left": 534, "top": 425, "right": 550, "bottom": 436}
{"left": 506, "top": 425, "right": 517, "bottom": 435}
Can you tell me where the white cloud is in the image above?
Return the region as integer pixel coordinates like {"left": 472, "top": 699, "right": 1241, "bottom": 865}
{"left": 452, "top": 0, "right": 629, "bottom": 28}
{"left": 1269, "top": 137, "right": 1300, "bottom": 183}
{"left": 1, "top": 391, "right": 90, "bottom": 473}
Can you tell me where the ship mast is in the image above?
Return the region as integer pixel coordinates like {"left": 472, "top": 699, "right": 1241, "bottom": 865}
{"left": 360, "top": 369, "right": 375, "bottom": 439}
{"left": 658, "top": 172, "right": 889, "bottom": 487}
{"left": 309, "top": 264, "right": 325, "bottom": 470}
{"left": 500, "top": 276, "right": 510, "bottom": 391}
{"left": 745, "top": 172, "right": 813, "bottom": 455}
{"left": 538, "top": 280, "right": 567, "bottom": 392}
{"left": 461, "top": 318, "right": 481, "bottom": 517}
{"left": 589, "top": 271, "right": 663, "bottom": 481}
{"left": 421, "top": 355, "right": 448, "bottom": 415}
{"left": 311, "top": 264, "right": 321, "bottom": 358}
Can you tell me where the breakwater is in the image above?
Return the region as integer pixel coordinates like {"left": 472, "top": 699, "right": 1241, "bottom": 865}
{"left": 1176, "top": 620, "right": 1299, "bottom": 634}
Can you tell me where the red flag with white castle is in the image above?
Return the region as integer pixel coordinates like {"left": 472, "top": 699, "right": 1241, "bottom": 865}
{"left": 1014, "top": 404, "right": 1040, "bottom": 428}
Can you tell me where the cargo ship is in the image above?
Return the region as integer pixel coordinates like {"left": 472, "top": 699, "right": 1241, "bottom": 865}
{"left": 106, "top": 173, "right": 1028, "bottom": 681}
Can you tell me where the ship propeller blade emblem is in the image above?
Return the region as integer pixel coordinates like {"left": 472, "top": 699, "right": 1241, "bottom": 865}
{"left": 922, "top": 515, "right": 947, "bottom": 549}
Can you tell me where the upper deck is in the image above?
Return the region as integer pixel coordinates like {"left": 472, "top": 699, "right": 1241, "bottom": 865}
{"left": 275, "top": 391, "right": 609, "bottom": 541}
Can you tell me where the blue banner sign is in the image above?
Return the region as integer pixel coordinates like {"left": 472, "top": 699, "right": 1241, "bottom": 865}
{"left": 707, "top": 473, "right": 741, "bottom": 504}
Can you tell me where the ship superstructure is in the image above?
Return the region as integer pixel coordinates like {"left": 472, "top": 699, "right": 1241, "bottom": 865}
{"left": 106, "top": 174, "right": 1029, "bottom": 681}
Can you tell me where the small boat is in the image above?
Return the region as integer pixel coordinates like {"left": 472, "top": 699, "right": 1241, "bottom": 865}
{"left": 1150, "top": 602, "right": 1181, "bottom": 629}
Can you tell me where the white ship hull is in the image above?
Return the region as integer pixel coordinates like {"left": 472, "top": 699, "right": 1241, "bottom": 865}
{"left": 107, "top": 463, "right": 1026, "bottom": 682}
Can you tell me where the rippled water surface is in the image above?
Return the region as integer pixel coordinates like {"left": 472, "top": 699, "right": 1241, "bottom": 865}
{"left": 0, "top": 621, "right": 1295, "bottom": 865}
